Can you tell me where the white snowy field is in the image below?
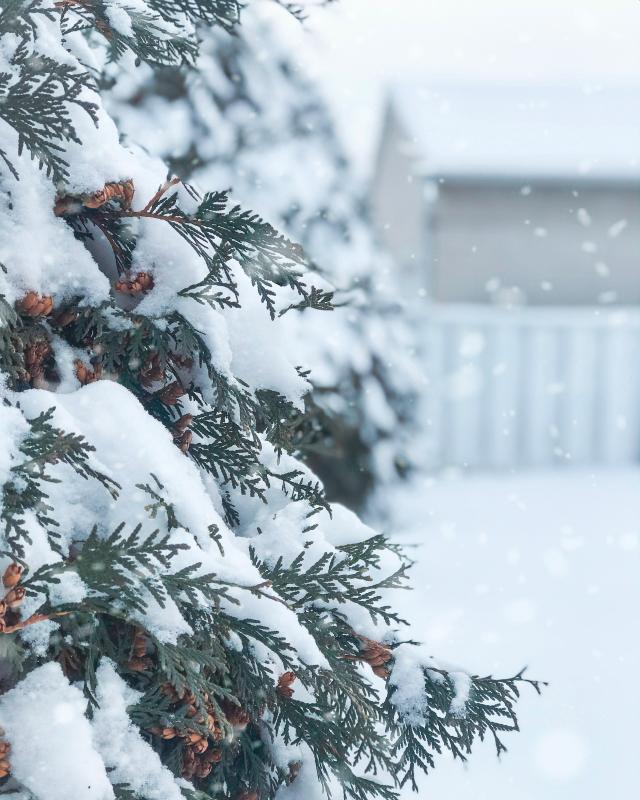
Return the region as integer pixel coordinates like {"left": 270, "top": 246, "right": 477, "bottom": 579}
{"left": 377, "top": 469, "right": 640, "bottom": 798}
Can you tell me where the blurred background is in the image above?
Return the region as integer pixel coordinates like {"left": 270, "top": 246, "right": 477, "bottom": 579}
{"left": 308, "top": 2, "right": 640, "bottom": 797}
{"left": 113, "top": 0, "right": 640, "bottom": 796}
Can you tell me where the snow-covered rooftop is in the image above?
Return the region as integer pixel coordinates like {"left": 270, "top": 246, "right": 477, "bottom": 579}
{"left": 390, "top": 83, "right": 640, "bottom": 181}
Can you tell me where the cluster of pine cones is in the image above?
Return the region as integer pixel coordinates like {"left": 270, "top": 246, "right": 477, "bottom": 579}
{"left": 13, "top": 277, "right": 197, "bottom": 456}
{"left": 0, "top": 734, "right": 10, "bottom": 779}
{"left": 0, "top": 565, "right": 23, "bottom": 779}
{"left": 16, "top": 291, "right": 53, "bottom": 318}
{"left": 147, "top": 679, "right": 238, "bottom": 781}
{"left": 343, "top": 635, "right": 393, "bottom": 679}
{"left": 0, "top": 563, "right": 25, "bottom": 633}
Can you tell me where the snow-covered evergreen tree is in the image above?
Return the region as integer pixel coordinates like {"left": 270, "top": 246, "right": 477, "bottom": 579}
{"left": 108, "top": 3, "right": 423, "bottom": 508}
{"left": 0, "top": 2, "right": 538, "bottom": 799}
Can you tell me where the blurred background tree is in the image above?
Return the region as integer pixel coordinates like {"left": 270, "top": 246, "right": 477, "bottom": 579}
{"left": 108, "top": 2, "right": 425, "bottom": 510}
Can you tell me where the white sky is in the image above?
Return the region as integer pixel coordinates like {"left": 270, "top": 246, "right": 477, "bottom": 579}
{"left": 300, "top": 0, "right": 640, "bottom": 171}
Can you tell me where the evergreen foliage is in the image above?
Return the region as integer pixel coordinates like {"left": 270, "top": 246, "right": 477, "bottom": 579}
{"left": 109, "top": 4, "right": 423, "bottom": 508}
{"left": 0, "top": 2, "right": 539, "bottom": 800}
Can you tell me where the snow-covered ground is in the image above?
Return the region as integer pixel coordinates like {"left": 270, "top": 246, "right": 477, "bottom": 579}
{"left": 377, "top": 468, "right": 640, "bottom": 798}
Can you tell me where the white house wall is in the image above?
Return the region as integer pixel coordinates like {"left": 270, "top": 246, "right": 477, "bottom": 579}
{"left": 431, "top": 181, "right": 640, "bottom": 305}
{"left": 370, "top": 107, "right": 427, "bottom": 296}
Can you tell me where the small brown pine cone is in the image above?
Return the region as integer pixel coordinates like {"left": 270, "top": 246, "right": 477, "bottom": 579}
{"left": 177, "top": 430, "right": 192, "bottom": 454}
{"left": 0, "top": 742, "right": 10, "bottom": 757}
{"left": 160, "top": 682, "right": 181, "bottom": 703}
{"left": 53, "top": 308, "right": 78, "bottom": 328}
{"left": 115, "top": 271, "right": 154, "bottom": 296}
{"left": 38, "top": 297, "right": 53, "bottom": 316}
{"left": 139, "top": 353, "right": 165, "bottom": 386}
{"left": 2, "top": 563, "right": 23, "bottom": 589}
{"left": 372, "top": 664, "right": 390, "bottom": 679}
{"left": 277, "top": 671, "right": 296, "bottom": 699}
{"left": 182, "top": 690, "right": 196, "bottom": 706}
{"left": 203, "top": 748, "right": 222, "bottom": 764}
{"left": 235, "top": 791, "right": 258, "bottom": 800}
{"left": 75, "top": 360, "right": 103, "bottom": 385}
{"left": 83, "top": 179, "right": 134, "bottom": 211}
{"left": 229, "top": 708, "right": 250, "bottom": 731}
{"left": 365, "top": 652, "right": 390, "bottom": 667}
{"left": 192, "top": 738, "right": 208, "bottom": 755}
{"left": 221, "top": 700, "right": 250, "bottom": 730}
{"left": 5, "top": 586, "right": 25, "bottom": 610}
{"left": 195, "top": 761, "right": 212, "bottom": 779}
{"left": 206, "top": 712, "right": 219, "bottom": 733}
{"left": 16, "top": 292, "right": 53, "bottom": 318}
{"left": 0, "top": 600, "right": 6, "bottom": 617}
{"left": 173, "top": 414, "right": 193, "bottom": 434}
{"left": 148, "top": 726, "right": 178, "bottom": 740}
{"left": 133, "top": 642, "right": 147, "bottom": 658}
{"left": 159, "top": 381, "right": 186, "bottom": 406}
{"left": 181, "top": 745, "right": 196, "bottom": 778}
{"left": 120, "top": 179, "right": 135, "bottom": 209}
{"left": 24, "top": 341, "right": 51, "bottom": 378}
{"left": 17, "top": 292, "right": 37, "bottom": 314}
{"left": 54, "top": 180, "right": 134, "bottom": 216}
{"left": 182, "top": 731, "right": 205, "bottom": 745}
{"left": 357, "top": 637, "right": 393, "bottom": 671}
{"left": 126, "top": 656, "right": 151, "bottom": 673}
{"left": 132, "top": 628, "right": 147, "bottom": 658}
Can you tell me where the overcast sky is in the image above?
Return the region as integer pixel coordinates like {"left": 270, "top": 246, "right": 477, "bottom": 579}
{"left": 299, "top": 0, "right": 640, "bottom": 171}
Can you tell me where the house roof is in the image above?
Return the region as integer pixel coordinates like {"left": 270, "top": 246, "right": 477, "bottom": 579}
{"left": 389, "top": 83, "right": 640, "bottom": 182}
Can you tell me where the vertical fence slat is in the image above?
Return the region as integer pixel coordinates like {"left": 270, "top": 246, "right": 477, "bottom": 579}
{"left": 599, "top": 321, "right": 640, "bottom": 463}
{"left": 560, "top": 325, "right": 597, "bottom": 465}
{"left": 446, "top": 323, "right": 485, "bottom": 467}
{"left": 522, "top": 326, "right": 558, "bottom": 466}
{"left": 485, "top": 323, "right": 520, "bottom": 468}
{"left": 424, "top": 304, "right": 640, "bottom": 471}
{"left": 423, "top": 320, "right": 446, "bottom": 470}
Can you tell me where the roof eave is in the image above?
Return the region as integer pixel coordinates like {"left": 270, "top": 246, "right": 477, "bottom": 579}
{"left": 413, "top": 169, "right": 640, "bottom": 188}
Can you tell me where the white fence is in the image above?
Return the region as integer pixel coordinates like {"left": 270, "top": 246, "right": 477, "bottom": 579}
{"left": 422, "top": 304, "right": 640, "bottom": 470}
